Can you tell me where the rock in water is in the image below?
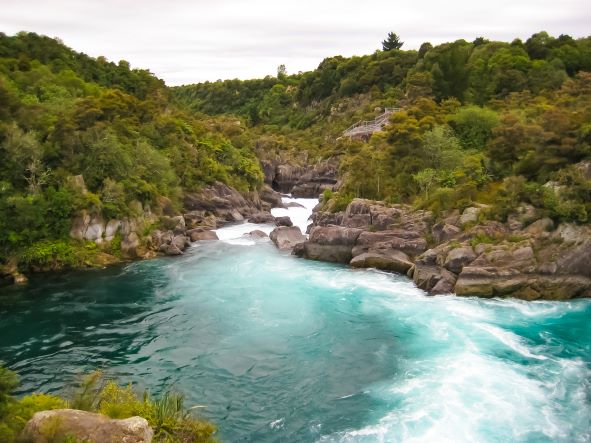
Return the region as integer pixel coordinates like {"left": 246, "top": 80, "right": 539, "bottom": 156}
{"left": 248, "top": 230, "right": 269, "bottom": 238}
{"left": 187, "top": 228, "right": 219, "bottom": 241}
{"left": 20, "top": 409, "right": 153, "bottom": 443}
{"left": 275, "top": 216, "right": 293, "bottom": 227}
{"left": 270, "top": 227, "right": 306, "bottom": 250}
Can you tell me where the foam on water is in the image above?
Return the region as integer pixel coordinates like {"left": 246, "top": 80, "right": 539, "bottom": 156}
{"left": 1, "top": 197, "right": 590, "bottom": 442}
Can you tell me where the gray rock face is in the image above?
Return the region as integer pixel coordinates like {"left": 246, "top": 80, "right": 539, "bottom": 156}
{"left": 105, "top": 220, "right": 121, "bottom": 242}
{"left": 270, "top": 227, "right": 306, "bottom": 250}
{"left": 121, "top": 232, "right": 141, "bottom": 258}
{"left": 20, "top": 409, "right": 153, "bottom": 443}
{"left": 264, "top": 159, "right": 338, "bottom": 197}
{"left": 183, "top": 181, "right": 263, "bottom": 224}
{"left": 70, "top": 211, "right": 105, "bottom": 243}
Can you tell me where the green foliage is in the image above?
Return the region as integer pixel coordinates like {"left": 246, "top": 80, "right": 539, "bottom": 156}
{"left": 448, "top": 106, "right": 499, "bottom": 150}
{"left": 97, "top": 381, "right": 217, "bottom": 442}
{"left": 0, "top": 32, "right": 266, "bottom": 266}
{"left": 0, "top": 365, "right": 216, "bottom": 443}
{"left": 69, "top": 371, "right": 105, "bottom": 412}
{"left": 18, "top": 240, "right": 88, "bottom": 270}
{"left": 382, "top": 32, "right": 404, "bottom": 51}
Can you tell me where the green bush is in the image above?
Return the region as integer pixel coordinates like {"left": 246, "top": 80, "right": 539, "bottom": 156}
{"left": 18, "top": 240, "right": 82, "bottom": 270}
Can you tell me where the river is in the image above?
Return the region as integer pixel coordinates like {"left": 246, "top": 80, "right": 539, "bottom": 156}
{"left": 0, "top": 197, "right": 589, "bottom": 442}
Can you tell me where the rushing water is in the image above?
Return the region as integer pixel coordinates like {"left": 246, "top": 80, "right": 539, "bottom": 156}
{"left": 0, "top": 198, "right": 590, "bottom": 442}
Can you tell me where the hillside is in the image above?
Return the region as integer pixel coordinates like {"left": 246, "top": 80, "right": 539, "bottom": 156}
{"left": 173, "top": 32, "right": 591, "bottom": 221}
{"left": 0, "top": 32, "right": 265, "bottom": 276}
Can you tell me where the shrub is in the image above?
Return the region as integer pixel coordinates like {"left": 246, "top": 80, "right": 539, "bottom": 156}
{"left": 18, "top": 240, "right": 82, "bottom": 270}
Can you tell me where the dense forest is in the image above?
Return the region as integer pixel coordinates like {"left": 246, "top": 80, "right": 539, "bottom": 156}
{"left": 0, "top": 32, "right": 264, "bottom": 271}
{"left": 1, "top": 30, "right": 590, "bottom": 275}
{"left": 174, "top": 31, "right": 591, "bottom": 220}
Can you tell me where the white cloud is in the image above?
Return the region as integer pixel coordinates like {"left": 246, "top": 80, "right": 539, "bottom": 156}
{"left": 1, "top": 0, "right": 589, "bottom": 85}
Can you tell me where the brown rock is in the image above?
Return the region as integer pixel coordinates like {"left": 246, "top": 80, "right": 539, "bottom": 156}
{"left": 159, "top": 243, "right": 183, "bottom": 256}
{"left": 172, "top": 235, "right": 190, "bottom": 251}
{"left": 187, "top": 229, "right": 219, "bottom": 242}
{"left": 352, "top": 231, "right": 427, "bottom": 257}
{"left": 412, "top": 264, "right": 457, "bottom": 294}
{"left": 524, "top": 217, "right": 554, "bottom": 235}
{"left": 248, "top": 230, "right": 269, "bottom": 238}
{"left": 20, "top": 409, "right": 153, "bottom": 443}
{"left": 270, "top": 226, "right": 306, "bottom": 250}
{"left": 432, "top": 222, "right": 461, "bottom": 243}
{"left": 444, "top": 247, "right": 477, "bottom": 273}
{"left": 302, "top": 226, "right": 363, "bottom": 263}
{"left": 350, "top": 251, "right": 413, "bottom": 274}
{"left": 275, "top": 216, "right": 293, "bottom": 227}
{"left": 248, "top": 212, "right": 276, "bottom": 224}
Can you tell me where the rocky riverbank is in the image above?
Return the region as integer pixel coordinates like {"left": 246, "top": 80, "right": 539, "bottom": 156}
{"left": 0, "top": 182, "right": 286, "bottom": 285}
{"left": 289, "top": 198, "right": 591, "bottom": 300}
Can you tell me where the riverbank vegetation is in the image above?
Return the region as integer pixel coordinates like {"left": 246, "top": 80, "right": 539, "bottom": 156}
{"left": 0, "top": 32, "right": 264, "bottom": 273}
{"left": 0, "top": 363, "right": 216, "bottom": 442}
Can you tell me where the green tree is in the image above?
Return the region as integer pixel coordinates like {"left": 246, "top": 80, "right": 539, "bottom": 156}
{"left": 382, "top": 32, "right": 403, "bottom": 51}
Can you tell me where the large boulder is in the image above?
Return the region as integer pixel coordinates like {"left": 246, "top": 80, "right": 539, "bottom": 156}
{"left": 302, "top": 226, "right": 363, "bottom": 263}
{"left": 20, "top": 409, "right": 153, "bottom": 443}
{"left": 248, "top": 230, "right": 269, "bottom": 238}
{"left": 248, "top": 212, "right": 276, "bottom": 224}
{"left": 350, "top": 250, "right": 413, "bottom": 274}
{"left": 524, "top": 217, "right": 554, "bottom": 236}
{"left": 187, "top": 228, "right": 219, "bottom": 242}
{"left": 432, "top": 222, "right": 461, "bottom": 243}
{"left": 412, "top": 264, "right": 457, "bottom": 294}
{"left": 444, "top": 247, "right": 477, "bottom": 273}
{"left": 270, "top": 227, "right": 306, "bottom": 250}
{"left": 459, "top": 207, "right": 481, "bottom": 226}
{"left": 171, "top": 235, "right": 190, "bottom": 251}
{"left": 159, "top": 243, "right": 183, "bottom": 256}
{"left": 275, "top": 216, "right": 293, "bottom": 227}
{"left": 454, "top": 267, "right": 591, "bottom": 299}
{"left": 259, "top": 185, "right": 284, "bottom": 209}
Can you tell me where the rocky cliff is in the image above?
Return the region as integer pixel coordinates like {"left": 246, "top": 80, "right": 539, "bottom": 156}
{"left": 294, "top": 198, "right": 591, "bottom": 300}
{"left": 261, "top": 157, "right": 339, "bottom": 197}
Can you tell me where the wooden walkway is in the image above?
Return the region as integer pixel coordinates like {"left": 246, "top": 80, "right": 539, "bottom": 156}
{"left": 342, "top": 107, "right": 400, "bottom": 139}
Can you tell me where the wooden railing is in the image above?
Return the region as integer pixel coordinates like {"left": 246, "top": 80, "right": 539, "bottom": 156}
{"left": 343, "top": 107, "right": 400, "bottom": 138}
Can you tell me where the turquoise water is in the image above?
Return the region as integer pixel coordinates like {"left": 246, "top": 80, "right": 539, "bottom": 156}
{"left": 0, "top": 203, "right": 590, "bottom": 442}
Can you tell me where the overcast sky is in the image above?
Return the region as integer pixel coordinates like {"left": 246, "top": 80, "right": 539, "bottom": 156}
{"left": 1, "top": 0, "right": 590, "bottom": 86}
